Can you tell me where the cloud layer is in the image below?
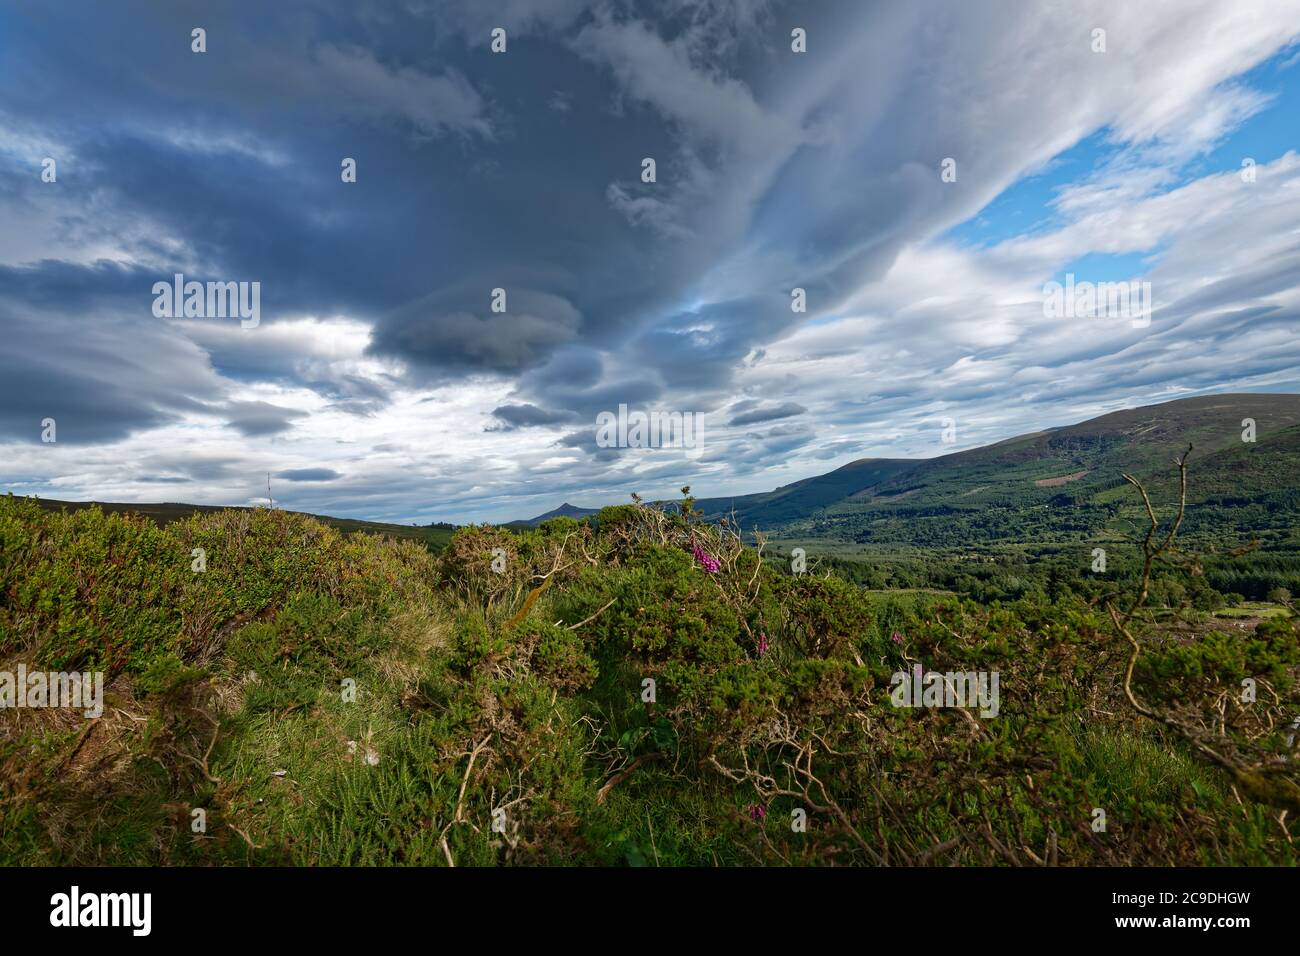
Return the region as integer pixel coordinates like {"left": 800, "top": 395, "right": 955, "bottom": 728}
{"left": 2, "top": 0, "right": 1299, "bottom": 522}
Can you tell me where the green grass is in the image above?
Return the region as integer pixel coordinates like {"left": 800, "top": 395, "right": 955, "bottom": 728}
{"left": 1214, "top": 603, "right": 1291, "bottom": 619}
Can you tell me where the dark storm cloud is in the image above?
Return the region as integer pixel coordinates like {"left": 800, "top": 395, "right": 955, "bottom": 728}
{"left": 309, "top": 376, "right": 391, "bottom": 410}
{"left": 487, "top": 403, "right": 574, "bottom": 430}
{"left": 556, "top": 428, "right": 622, "bottom": 461}
{"left": 371, "top": 285, "right": 583, "bottom": 378}
{"left": 0, "top": 355, "right": 180, "bottom": 445}
{"left": 0, "top": 0, "right": 940, "bottom": 441}
{"left": 223, "top": 401, "right": 308, "bottom": 437}
{"left": 0, "top": 1, "right": 490, "bottom": 446}
{"left": 130, "top": 453, "right": 241, "bottom": 482}
{"left": 276, "top": 467, "right": 340, "bottom": 481}
{"left": 517, "top": 347, "right": 604, "bottom": 391}
{"left": 727, "top": 400, "right": 807, "bottom": 426}
{"left": 812, "top": 440, "right": 865, "bottom": 460}
{"left": 0, "top": 262, "right": 220, "bottom": 443}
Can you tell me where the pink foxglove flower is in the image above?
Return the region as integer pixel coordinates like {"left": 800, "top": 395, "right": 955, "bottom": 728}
{"left": 691, "top": 541, "right": 721, "bottom": 573}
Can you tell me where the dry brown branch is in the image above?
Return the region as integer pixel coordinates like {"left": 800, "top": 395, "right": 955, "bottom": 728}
{"left": 706, "top": 742, "right": 887, "bottom": 865}
{"left": 566, "top": 597, "right": 617, "bottom": 632}
{"left": 454, "top": 735, "right": 493, "bottom": 823}
{"left": 229, "top": 823, "right": 261, "bottom": 850}
{"left": 914, "top": 835, "right": 963, "bottom": 865}
{"left": 596, "top": 753, "right": 662, "bottom": 804}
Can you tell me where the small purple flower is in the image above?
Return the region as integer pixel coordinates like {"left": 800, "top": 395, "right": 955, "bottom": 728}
{"left": 890, "top": 631, "right": 904, "bottom": 645}
{"left": 757, "top": 632, "right": 769, "bottom": 656}
{"left": 691, "top": 540, "right": 721, "bottom": 573}
{"left": 748, "top": 804, "right": 766, "bottom": 822}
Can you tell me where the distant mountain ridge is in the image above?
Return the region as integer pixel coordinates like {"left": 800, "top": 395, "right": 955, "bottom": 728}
{"left": 508, "top": 502, "right": 600, "bottom": 527}
{"left": 690, "top": 458, "right": 919, "bottom": 527}
{"left": 513, "top": 393, "right": 1300, "bottom": 542}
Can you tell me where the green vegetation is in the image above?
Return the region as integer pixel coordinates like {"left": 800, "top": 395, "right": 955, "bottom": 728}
{"left": 738, "top": 397, "right": 1300, "bottom": 605}
{"left": 2, "top": 480, "right": 1297, "bottom": 866}
{"left": 25, "top": 496, "right": 456, "bottom": 554}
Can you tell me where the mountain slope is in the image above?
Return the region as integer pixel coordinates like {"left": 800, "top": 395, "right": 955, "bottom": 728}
{"left": 806, "top": 393, "right": 1300, "bottom": 546}
{"left": 691, "top": 458, "right": 918, "bottom": 528}
{"left": 829, "top": 394, "right": 1299, "bottom": 507}
{"left": 514, "top": 393, "right": 1300, "bottom": 546}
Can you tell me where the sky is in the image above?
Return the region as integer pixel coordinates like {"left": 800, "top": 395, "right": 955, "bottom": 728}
{"left": 2, "top": 0, "right": 1299, "bottom": 524}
